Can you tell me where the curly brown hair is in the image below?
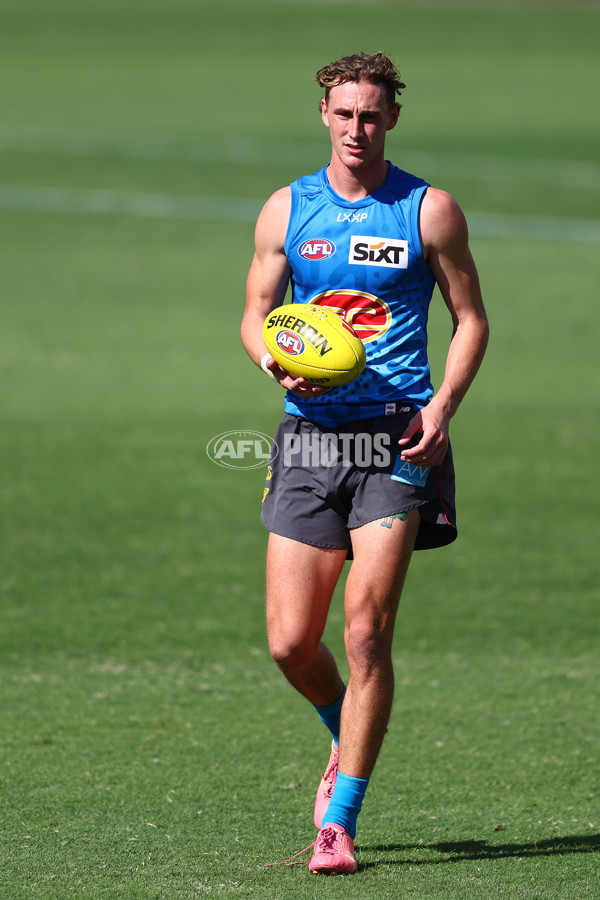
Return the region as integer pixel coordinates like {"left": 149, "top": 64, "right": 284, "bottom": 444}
{"left": 315, "top": 52, "right": 406, "bottom": 109}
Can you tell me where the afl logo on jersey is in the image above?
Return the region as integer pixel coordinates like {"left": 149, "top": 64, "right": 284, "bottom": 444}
{"left": 275, "top": 330, "right": 305, "bottom": 355}
{"left": 309, "top": 290, "right": 391, "bottom": 343}
{"left": 298, "top": 239, "right": 336, "bottom": 260}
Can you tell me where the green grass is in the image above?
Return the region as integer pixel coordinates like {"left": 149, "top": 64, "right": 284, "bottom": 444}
{"left": 1, "top": 1, "right": 599, "bottom": 897}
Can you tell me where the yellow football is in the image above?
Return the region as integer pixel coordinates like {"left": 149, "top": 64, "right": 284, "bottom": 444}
{"left": 262, "top": 303, "right": 366, "bottom": 387}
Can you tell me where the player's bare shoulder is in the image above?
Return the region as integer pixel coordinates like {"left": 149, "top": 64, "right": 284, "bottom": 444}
{"left": 255, "top": 186, "right": 292, "bottom": 253}
{"left": 420, "top": 187, "right": 469, "bottom": 258}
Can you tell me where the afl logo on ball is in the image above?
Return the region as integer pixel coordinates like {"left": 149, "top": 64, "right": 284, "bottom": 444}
{"left": 310, "top": 290, "right": 392, "bottom": 343}
{"left": 298, "top": 239, "right": 336, "bottom": 260}
{"left": 276, "top": 330, "right": 305, "bottom": 355}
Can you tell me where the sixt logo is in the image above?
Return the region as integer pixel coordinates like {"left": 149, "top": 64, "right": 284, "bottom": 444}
{"left": 266, "top": 312, "right": 333, "bottom": 356}
{"left": 298, "top": 238, "right": 336, "bottom": 260}
{"left": 276, "top": 330, "right": 305, "bottom": 355}
{"left": 349, "top": 235, "right": 408, "bottom": 269}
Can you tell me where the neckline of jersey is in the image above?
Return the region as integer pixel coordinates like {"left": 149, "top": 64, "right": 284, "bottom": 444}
{"left": 320, "top": 161, "right": 394, "bottom": 208}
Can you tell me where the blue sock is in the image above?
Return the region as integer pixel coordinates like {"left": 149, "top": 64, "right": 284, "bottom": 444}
{"left": 314, "top": 686, "right": 346, "bottom": 746}
{"left": 322, "top": 771, "right": 369, "bottom": 839}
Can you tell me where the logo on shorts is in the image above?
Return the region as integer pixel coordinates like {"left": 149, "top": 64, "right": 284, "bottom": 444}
{"left": 206, "top": 430, "right": 278, "bottom": 470}
{"left": 391, "top": 456, "right": 431, "bottom": 487}
{"left": 275, "top": 330, "right": 305, "bottom": 355}
{"left": 309, "top": 290, "right": 391, "bottom": 343}
{"left": 298, "top": 238, "right": 336, "bottom": 260}
{"left": 349, "top": 236, "right": 408, "bottom": 269}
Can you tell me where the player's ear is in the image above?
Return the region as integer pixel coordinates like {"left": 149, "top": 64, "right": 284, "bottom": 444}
{"left": 386, "top": 103, "right": 401, "bottom": 131}
{"left": 320, "top": 97, "right": 329, "bottom": 127}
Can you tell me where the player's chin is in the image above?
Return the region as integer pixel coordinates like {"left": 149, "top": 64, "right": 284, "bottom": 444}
{"left": 343, "top": 147, "right": 370, "bottom": 165}
{"left": 344, "top": 154, "right": 368, "bottom": 168}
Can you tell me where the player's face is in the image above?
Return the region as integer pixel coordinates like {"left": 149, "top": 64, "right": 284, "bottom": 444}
{"left": 321, "top": 80, "right": 400, "bottom": 171}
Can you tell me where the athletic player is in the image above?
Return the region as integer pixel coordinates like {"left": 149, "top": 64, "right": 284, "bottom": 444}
{"left": 241, "top": 52, "right": 489, "bottom": 874}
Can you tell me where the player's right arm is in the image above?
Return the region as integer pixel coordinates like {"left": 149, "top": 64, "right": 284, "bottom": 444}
{"left": 241, "top": 188, "right": 330, "bottom": 397}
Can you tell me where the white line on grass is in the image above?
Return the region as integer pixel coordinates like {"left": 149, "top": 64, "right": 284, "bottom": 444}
{"left": 466, "top": 212, "right": 600, "bottom": 245}
{"left": 0, "top": 185, "right": 262, "bottom": 223}
{"left": 1, "top": 125, "right": 600, "bottom": 189}
{"left": 1, "top": 184, "right": 600, "bottom": 245}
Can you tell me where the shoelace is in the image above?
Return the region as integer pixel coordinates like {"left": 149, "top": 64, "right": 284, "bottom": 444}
{"left": 266, "top": 826, "right": 341, "bottom": 867}
{"left": 321, "top": 756, "right": 338, "bottom": 799}
{"left": 265, "top": 839, "right": 316, "bottom": 868}
{"left": 314, "top": 826, "right": 340, "bottom": 853}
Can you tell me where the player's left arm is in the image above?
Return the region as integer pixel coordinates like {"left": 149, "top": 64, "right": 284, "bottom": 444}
{"left": 399, "top": 188, "right": 489, "bottom": 466}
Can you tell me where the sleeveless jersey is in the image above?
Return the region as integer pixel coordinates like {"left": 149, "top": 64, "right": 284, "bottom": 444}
{"left": 282, "top": 163, "right": 436, "bottom": 427}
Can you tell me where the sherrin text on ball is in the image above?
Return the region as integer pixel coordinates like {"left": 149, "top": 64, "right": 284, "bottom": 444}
{"left": 262, "top": 303, "right": 366, "bottom": 387}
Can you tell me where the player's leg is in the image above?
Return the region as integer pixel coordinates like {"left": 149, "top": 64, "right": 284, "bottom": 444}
{"left": 319, "top": 509, "right": 419, "bottom": 838}
{"left": 340, "top": 508, "right": 419, "bottom": 776}
{"left": 266, "top": 532, "right": 347, "bottom": 707}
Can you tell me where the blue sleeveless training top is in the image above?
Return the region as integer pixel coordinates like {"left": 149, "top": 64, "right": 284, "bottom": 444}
{"left": 282, "top": 163, "right": 436, "bottom": 427}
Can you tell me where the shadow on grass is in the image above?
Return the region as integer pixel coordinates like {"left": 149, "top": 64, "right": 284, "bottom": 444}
{"left": 359, "top": 833, "right": 600, "bottom": 870}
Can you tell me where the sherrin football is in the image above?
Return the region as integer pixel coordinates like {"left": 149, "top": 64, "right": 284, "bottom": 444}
{"left": 263, "top": 303, "right": 366, "bottom": 387}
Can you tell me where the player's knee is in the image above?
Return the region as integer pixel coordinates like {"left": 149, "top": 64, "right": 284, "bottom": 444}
{"left": 345, "top": 615, "right": 392, "bottom": 674}
{"left": 268, "top": 632, "right": 317, "bottom": 673}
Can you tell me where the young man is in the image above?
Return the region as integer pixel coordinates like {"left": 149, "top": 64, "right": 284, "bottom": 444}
{"left": 241, "top": 52, "right": 489, "bottom": 874}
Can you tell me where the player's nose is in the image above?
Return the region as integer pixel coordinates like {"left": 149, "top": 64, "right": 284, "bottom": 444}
{"left": 349, "top": 116, "right": 363, "bottom": 138}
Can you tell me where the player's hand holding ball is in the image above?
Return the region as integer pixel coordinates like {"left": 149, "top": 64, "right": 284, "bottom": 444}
{"left": 262, "top": 303, "right": 365, "bottom": 396}
{"left": 261, "top": 354, "right": 333, "bottom": 397}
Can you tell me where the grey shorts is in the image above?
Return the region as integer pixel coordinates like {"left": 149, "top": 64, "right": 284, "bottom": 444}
{"left": 260, "top": 411, "right": 457, "bottom": 552}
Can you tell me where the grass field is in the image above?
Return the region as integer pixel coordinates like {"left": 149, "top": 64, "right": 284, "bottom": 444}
{"left": 1, "top": 1, "right": 599, "bottom": 897}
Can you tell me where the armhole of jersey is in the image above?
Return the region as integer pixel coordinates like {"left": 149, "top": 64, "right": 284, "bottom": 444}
{"left": 284, "top": 180, "right": 300, "bottom": 259}
{"left": 410, "top": 183, "right": 429, "bottom": 261}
